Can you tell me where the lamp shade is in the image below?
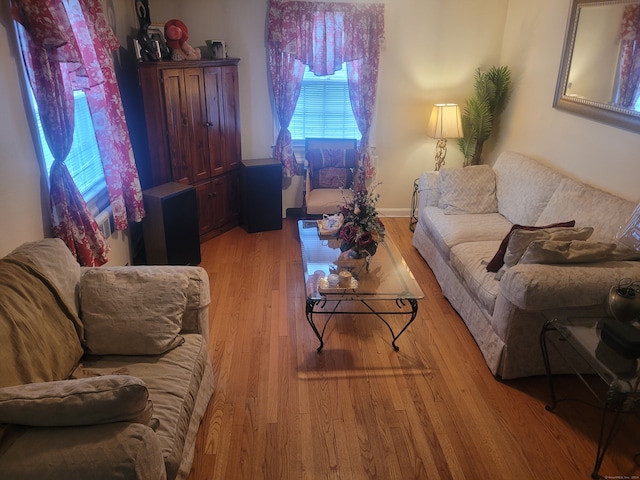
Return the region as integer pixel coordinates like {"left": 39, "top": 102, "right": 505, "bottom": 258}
{"left": 426, "top": 103, "right": 463, "bottom": 139}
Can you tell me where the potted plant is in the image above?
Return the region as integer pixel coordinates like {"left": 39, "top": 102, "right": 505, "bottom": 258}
{"left": 457, "top": 65, "right": 512, "bottom": 167}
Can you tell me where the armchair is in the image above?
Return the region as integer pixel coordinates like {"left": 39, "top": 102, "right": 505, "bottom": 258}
{"left": 304, "top": 138, "right": 357, "bottom": 215}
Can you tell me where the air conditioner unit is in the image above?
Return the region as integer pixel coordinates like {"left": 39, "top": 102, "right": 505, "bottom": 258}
{"left": 95, "top": 206, "right": 113, "bottom": 239}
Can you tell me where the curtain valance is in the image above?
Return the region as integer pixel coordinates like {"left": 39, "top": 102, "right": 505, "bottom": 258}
{"left": 268, "top": 0, "right": 384, "bottom": 76}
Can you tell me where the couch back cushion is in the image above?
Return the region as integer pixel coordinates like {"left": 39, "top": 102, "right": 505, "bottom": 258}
{"left": 493, "top": 152, "right": 565, "bottom": 225}
{"left": 536, "top": 177, "right": 636, "bottom": 243}
{"left": 0, "top": 259, "right": 84, "bottom": 388}
{"left": 438, "top": 165, "right": 498, "bottom": 214}
{"left": 8, "top": 238, "right": 81, "bottom": 318}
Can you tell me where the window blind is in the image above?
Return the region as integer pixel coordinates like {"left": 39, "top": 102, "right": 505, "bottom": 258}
{"left": 290, "top": 66, "right": 361, "bottom": 141}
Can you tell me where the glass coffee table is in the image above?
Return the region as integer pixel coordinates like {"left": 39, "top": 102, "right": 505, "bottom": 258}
{"left": 298, "top": 219, "right": 424, "bottom": 352}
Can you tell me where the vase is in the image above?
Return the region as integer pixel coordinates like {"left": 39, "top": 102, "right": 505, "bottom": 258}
{"left": 348, "top": 249, "right": 367, "bottom": 259}
{"left": 606, "top": 286, "right": 640, "bottom": 322}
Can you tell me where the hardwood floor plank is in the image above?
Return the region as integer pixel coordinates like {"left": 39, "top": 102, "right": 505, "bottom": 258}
{"left": 187, "top": 217, "right": 640, "bottom": 480}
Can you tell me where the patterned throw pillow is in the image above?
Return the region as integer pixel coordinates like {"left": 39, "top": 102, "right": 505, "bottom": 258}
{"left": 485, "top": 221, "right": 576, "bottom": 272}
{"left": 438, "top": 165, "right": 498, "bottom": 215}
{"left": 306, "top": 148, "right": 356, "bottom": 189}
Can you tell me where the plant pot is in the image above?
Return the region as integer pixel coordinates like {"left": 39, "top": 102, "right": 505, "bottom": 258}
{"left": 606, "top": 286, "right": 640, "bottom": 322}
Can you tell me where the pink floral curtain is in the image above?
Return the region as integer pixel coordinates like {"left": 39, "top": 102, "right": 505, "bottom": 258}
{"left": 268, "top": 48, "right": 305, "bottom": 177}
{"left": 617, "top": 4, "right": 640, "bottom": 108}
{"left": 268, "top": 0, "right": 384, "bottom": 181}
{"left": 12, "top": 0, "right": 145, "bottom": 266}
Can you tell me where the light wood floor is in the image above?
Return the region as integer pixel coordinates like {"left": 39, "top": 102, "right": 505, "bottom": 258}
{"left": 187, "top": 217, "right": 640, "bottom": 480}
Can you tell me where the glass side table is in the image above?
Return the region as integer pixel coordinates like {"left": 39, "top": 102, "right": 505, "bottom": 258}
{"left": 540, "top": 316, "right": 640, "bottom": 479}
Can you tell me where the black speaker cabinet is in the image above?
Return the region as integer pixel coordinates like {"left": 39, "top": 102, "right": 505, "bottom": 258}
{"left": 142, "top": 182, "right": 201, "bottom": 265}
{"left": 240, "top": 158, "right": 283, "bottom": 233}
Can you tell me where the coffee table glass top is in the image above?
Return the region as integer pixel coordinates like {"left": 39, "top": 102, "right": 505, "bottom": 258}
{"left": 298, "top": 220, "right": 424, "bottom": 301}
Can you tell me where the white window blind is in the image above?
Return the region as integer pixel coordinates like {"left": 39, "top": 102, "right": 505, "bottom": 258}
{"left": 33, "top": 90, "right": 107, "bottom": 200}
{"left": 290, "top": 65, "right": 362, "bottom": 141}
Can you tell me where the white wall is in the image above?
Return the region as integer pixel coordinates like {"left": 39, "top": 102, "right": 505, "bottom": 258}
{"left": 497, "top": 0, "right": 639, "bottom": 202}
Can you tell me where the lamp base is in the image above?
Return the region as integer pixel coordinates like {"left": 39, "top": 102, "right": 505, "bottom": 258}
{"left": 434, "top": 138, "right": 448, "bottom": 171}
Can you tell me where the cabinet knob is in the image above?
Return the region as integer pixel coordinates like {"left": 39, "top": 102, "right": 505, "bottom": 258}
{"left": 204, "top": 122, "right": 213, "bottom": 127}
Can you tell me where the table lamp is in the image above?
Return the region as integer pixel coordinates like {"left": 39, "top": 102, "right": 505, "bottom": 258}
{"left": 426, "top": 103, "right": 463, "bottom": 171}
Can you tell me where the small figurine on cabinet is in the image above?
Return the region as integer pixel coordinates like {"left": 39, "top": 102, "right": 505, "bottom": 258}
{"left": 164, "top": 19, "right": 201, "bottom": 61}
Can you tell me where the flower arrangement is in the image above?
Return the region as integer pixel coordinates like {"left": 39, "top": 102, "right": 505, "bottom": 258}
{"left": 337, "top": 184, "right": 385, "bottom": 257}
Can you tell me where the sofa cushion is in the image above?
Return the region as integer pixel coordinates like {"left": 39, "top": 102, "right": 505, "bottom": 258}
{"left": 493, "top": 151, "right": 565, "bottom": 225}
{"left": 536, "top": 177, "right": 637, "bottom": 243}
{"left": 81, "top": 268, "right": 189, "bottom": 355}
{"left": 485, "top": 220, "right": 576, "bottom": 272}
{"left": 0, "top": 259, "right": 83, "bottom": 388}
{"left": 419, "top": 206, "right": 513, "bottom": 258}
{"left": 503, "top": 227, "right": 594, "bottom": 268}
{"left": 0, "top": 376, "right": 153, "bottom": 427}
{"left": 7, "top": 238, "right": 82, "bottom": 318}
{"left": 450, "top": 241, "right": 502, "bottom": 315}
{"left": 438, "top": 165, "right": 498, "bottom": 214}
{"left": 520, "top": 240, "right": 617, "bottom": 265}
{"left": 73, "top": 334, "right": 210, "bottom": 480}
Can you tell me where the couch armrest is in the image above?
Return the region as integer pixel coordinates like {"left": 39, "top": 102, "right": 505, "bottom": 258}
{"left": 500, "top": 261, "right": 640, "bottom": 311}
{"left": 0, "top": 422, "right": 166, "bottom": 480}
{"left": 417, "top": 171, "right": 440, "bottom": 212}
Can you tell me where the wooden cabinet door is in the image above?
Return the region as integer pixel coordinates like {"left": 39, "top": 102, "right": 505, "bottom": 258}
{"left": 203, "top": 65, "right": 241, "bottom": 175}
{"left": 220, "top": 66, "right": 242, "bottom": 172}
{"left": 183, "top": 68, "right": 212, "bottom": 183}
{"left": 203, "top": 67, "right": 224, "bottom": 177}
{"left": 161, "top": 69, "right": 192, "bottom": 184}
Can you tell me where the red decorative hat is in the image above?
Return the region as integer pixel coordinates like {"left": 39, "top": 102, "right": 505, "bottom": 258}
{"left": 164, "top": 19, "right": 189, "bottom": 49}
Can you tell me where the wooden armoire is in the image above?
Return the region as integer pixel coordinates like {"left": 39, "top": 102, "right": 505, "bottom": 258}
{"left": 138, "top": 58, "right": 241, "bottom": 242}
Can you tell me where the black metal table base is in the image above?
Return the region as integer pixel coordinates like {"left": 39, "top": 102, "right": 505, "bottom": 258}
{"left": 305, "top": 298, "right": 419, "bottom": 352}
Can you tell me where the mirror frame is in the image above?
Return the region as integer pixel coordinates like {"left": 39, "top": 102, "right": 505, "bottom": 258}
{"left": 554, "top": 0, "right": 640, "bottom": 133}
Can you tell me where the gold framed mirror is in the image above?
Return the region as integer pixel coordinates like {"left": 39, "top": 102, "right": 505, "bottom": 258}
{"left": 554, "top": 0, "right": 640, "bottom": 133}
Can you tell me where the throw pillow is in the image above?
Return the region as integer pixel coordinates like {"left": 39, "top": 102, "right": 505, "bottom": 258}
{"left": 503, "top": 226, "right": 594, "bottom": 268}
{"left": 0, "top": 375, "right": 153, "bottom": 427}
{"left": 0, "top": 259, "right": 84, "bottom": 388}
{"left": 519, "top": 240, "right": 617, "bottom": 264}
{"left": 485, "top": 220, "right": 576, "bottom": 272}
{"left": 306, "top": 148, "right": 356, "bottom": 189}
{"left": 81, "top": 268, "right": 189, "bottom": 355}
{"left": 438, "top": 165, "right": 498, "bottom": 215}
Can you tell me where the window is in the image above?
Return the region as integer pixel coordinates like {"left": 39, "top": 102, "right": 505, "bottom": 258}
{"left": 290, "top": 65, "right": 361, "bottom": 142}
{"left": 31, "top": 89, "right": 107, "bottom": 206}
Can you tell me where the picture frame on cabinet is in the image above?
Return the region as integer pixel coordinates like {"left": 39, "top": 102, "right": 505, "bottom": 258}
{"left": 133, "top": 38, "right": 161, "bottom": 62}
{"left": 206, "top": 40, "right": 228, "bottom": 59}
{"left": 148, "top": 23, "right": 170, "bottom": 59}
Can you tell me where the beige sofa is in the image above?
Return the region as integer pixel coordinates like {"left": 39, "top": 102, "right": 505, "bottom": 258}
{"left": 0, "top": 238, "right": 213, "bottom": 479}
{"left": 412, "top": 151, "right": 640, "bottom": 379}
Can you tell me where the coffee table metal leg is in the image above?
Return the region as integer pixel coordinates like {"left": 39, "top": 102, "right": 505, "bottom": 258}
{"left": 305, "top": 299, "right": 342, "bottom": 352}
{"left": 359, "top": 298, "right": 419, "bottom": 351}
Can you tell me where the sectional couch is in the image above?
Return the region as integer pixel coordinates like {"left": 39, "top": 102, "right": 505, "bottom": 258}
{"left": 0, "top": 238, "right": 213, "bottom": 479}
{"left": 412, "top": 151, "right": 640, "bottom": 379}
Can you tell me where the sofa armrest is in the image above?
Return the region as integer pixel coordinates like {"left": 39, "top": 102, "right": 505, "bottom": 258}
{"left": 0, "top": 422, "right": 166, "bottom": 480}
{"left": 417, "top": 171, "right": 441, "bottom": 212}
{"left": 500, "top": 261, "right": 640, "bottom": 311}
